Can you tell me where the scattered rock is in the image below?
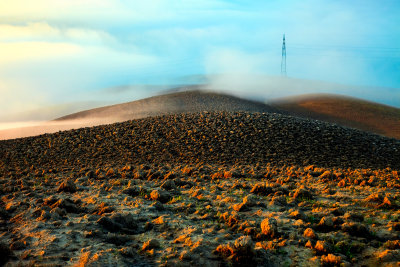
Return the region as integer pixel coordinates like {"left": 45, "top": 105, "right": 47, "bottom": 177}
{"left": 142, "top": 239, "right": 160, "bottom": 251}
{"left": 250, "top": 183, "right": 273, "bottom": 196}
{"left": 342, "top": 222, "right": 370, "bottom": 238}
{"left": 57, "top": 180, "right": 77, "bottom": 193}
{"left": 150, "top": 189, "right": 171, "bottom": 203}
{"left": 104, "top": 233, "right": 132, "bottom": 245}
{"left": 270, "top": 195, "right": 287, "bottom": 206}
{"left": 261, "top": 218, "right": 278, "bottom": 238}
{"left": 318, "top": 216, "right": 334, "bottom": 231}
{"left": 160, "top": 180, "right": 176, "bottom": 191}
{"left": 122, "top": 185, "right": 140, "bottom": 196}
{"left": 292, "top": 186, "right": 313, "bottom": 200}
{"left": 97, "top": 213, "right": 139, "bottom": 234}
{"left": 321, "top": 254, "right": 341, "bottom": 266}
{"left": 242, "top": 194, "right": 257, "bottom": 207}
{"left": 314, "top": 240, "right": 333, "bottom": 255}
{"left": 303, "top": 228, "right": 317, "bottom": 239}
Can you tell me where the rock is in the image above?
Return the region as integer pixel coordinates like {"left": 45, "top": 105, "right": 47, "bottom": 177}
{"left": 270, "top": 195, "right": 287, "bottom": 206}
{"left": 303, "top": 228, "right": 317, "bottom": 239}
{"left": 261, "top": 218, "right": 278, "bottom": 238}
{"left": 292, "top": 186, "right": 313, "bottom": 200}
{"left": 179, "top": 250, "right": 192, "bottom": 260}
{"left": 242, "top": 194, "right": 257, "bottom": 206}
{"left": 321, "top": 254, "right": 341, "bottom": 266}
{"left": 389, "top": 222, "right": 400, "bottom": 231}
{"left": 104, "top": 233, "right": 132, "bottom": 245}
{"left": 318, "top": 216, "right": 334, "bottom": 231}
{"left": 85, "top": 170, "right": 95, "bottom": 178}
{"left": 364, "top": 193, "right": 383, "bottom": 203}
{"left": 97, "top": 213, "right": 139, "bottom": 234}
{"left": 119, "top": 247, "right": 138, "bottom": 258}
{"left": 150, "top": 189, "right": 171, "bottom": 203}
{"left": 314, "top": 240, "right": 333, "bottom": 255}
{"left": 383, "top": 240, "right": 400, "bottom": 249}
{"left": 122, "top": 185, "right": 140, "bottom": 196}
{"left": 161, "top": 180, "right": 176, "bottom": 191}
{"left": 51, "top": 198, "right": 80, "bottom": 213}
{"left": 376, "top": 249, "right": 400, "bottom": 263}
{"left": 57, "top": 180, "right": 77, "bottom": 193}
{"left": 9, "top": 240, "right": 26, "bottom": 250}
{"left": 250, "top": 183, "right": 273, "bottom": 196}
{"left": 215, "top": 236, "right": 256, "bottom": 265}
{"left": 142, "top": 239, "right": 160, "bottom": 251}
{"left": 343, "top": 212, "right": 364, "bottom": 222}
{"left": 37, "top": 210, "right": 51, "bottom": 221}
{"left": 331, "top": 207, "right": 345, "bottom": 216}
{"left": 289, "top": 210, "right": 304, "bottom": 220}
{"left": 233, "top": 235, "right": 254, "bottom": 255}
{"left": 342, "top": 222, "right": 370, "bottom": 238}
{"left": 232, "top": 203, "right": 247, "bottom": 212}
{"left": 319, "top": 171, "right": 332, "bottom": 179}
{"left": 0, "top": 243, "right": 13, "bottom": 266}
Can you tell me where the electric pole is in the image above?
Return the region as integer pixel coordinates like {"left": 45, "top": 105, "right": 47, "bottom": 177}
{"left": 281, "top": 34, "right": 287, "bottom": 76}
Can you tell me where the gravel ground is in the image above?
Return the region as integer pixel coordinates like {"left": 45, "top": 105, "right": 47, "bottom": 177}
{"left": 1, "top": 111, "right": 400, "bottom": 266}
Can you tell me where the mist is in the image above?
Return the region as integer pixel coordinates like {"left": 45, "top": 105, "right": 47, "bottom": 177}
{"left": 204, "top": 74, "right": 400, "bottom": 108}
{"left": 1, "top": 0, "right": 399, "bottom": 137}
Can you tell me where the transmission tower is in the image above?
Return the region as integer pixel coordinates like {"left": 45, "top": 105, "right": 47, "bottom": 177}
{"left": 281, "top": 34, "right": 287, "bottom": 76}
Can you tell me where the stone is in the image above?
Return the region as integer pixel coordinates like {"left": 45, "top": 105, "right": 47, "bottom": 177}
{"left": 233, "top": 235, "right": 254, "bottom": 255}
{"left": 318, "top": 216, "right": 334, "bottom": 231}
{"left": 150, "top": 189, "right": 171, "bottom": 203}
{"left": 342, "top": 222, "right": 370, "bottom": 238}
{"left": 242, "top": 194, "right": 257, "bottom": 206}
{"left": 57, "top": 180, "right": 77, "bottom": 193}
{"left": 122, "top": 186, "right": 140, "bottom": 196}
{"left": 261, "top": 218, "right": 278, "bottom": 238}
{"left": 97, "top": 213, "right": 139, "bottom": 234}
{"left": 161, "top": 180, "right": 176, "bottom": 191}
{"left": 321, "top": 254, "right": 341, "bottom": 265}
{"left": 250, "top": 184, "right": 273, "bottom": 196}
{"left": 142, "top": 239, "right": 160, "bottom": 251}
{"left": 314, "top": 240, "right": 333, "bottom": 254}
{"left": 292, "top": 186, "right": 313, "bottom": 200}
{"left": 303, "top": 228, "right": 317, "bottom": 239}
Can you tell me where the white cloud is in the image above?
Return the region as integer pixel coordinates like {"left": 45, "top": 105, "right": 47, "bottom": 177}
{"left": 0, "top": 22, "right": 116, "bottom": 45}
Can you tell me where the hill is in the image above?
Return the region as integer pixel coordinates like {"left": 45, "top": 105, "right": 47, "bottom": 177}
{"left": 0, "top": 90, "right": 279, "bottom": 140}
{"left": 270, "top": 93, "right": 400, "bottom": 139}
{"left": 1, "top": 111, "right": 400, "bottom": 266}
{"left": 2, "top": 111, "right": 399, "bottom": 171}
{"left": 55, "top": 90, "right": 279, "bottom": 121}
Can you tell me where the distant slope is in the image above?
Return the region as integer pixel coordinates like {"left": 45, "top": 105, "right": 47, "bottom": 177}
{"left": 270, "top": 94, "right": 400, "bottom": 139}
{"left": 55, "top": 90, "right": 279, "bottom": 121}
{"left": 0, "top": 90, "right": 279, "bottom": 140}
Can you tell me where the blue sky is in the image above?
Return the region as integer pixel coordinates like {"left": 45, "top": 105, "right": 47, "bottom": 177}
{"left": 0, "top": 0, "right": 399, "bottom": 122}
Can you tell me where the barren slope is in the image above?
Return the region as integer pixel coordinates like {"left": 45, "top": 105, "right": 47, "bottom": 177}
{"left": 1, "top": 112, "right": 399, "bottom": 171}
{"left": 271, "top": 94, "right": 400, "bottom": 139}
{"left": 0, "top": 90, "right": 279, "bottom": 140}
{"left": 1, "top": 112, "right": 400, "bottom": 267}
{"left": 55, "top": 90, "right": 279, "bottom": 121}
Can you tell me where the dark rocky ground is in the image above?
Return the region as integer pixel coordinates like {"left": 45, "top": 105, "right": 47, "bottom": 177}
{"left": 1, "top": 111, "right": 400, "bottom": 266}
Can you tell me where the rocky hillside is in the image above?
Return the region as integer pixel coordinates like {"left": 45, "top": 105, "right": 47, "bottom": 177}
{"left": 1, "top": 111, "right": 399, "bottom": 172}
{"left": 55, "top": 90, "right": 279, "bottom": 121}
{"left": 1, "top": 111, "right": 400, "bottom": 266}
